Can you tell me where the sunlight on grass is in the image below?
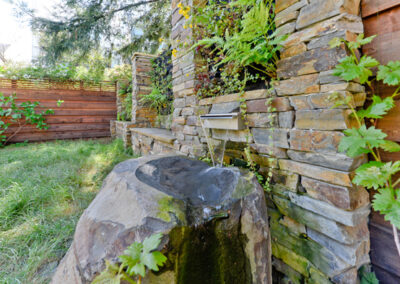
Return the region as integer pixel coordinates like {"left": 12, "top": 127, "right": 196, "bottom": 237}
{"left": 0, "top": 139, "right": 137, "bottom": 284}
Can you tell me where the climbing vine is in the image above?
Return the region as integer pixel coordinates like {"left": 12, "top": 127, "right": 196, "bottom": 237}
{"left": 330, "top": 34, "right": 400, "bottom": 257}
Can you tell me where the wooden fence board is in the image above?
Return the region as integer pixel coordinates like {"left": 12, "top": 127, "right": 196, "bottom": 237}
{"left": 0, "top": 79, "right": 117, "bottom": 143}
{"left": 362, "top": 1, "right": 400, "bottom": 282}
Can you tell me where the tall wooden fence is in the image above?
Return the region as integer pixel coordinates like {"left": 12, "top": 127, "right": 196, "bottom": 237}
{"left": 362, "top": 1, "right": 400, "bottom": 283}
{"left": 0, "top": 78, "right": 117, "bottom": 143}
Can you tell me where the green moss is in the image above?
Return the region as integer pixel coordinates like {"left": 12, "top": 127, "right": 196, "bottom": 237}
{"left": 166, "top": 219, "right": 252, "bottom": 284}
{"left": 157, "top": 196, "right": 186, "bottom": 225}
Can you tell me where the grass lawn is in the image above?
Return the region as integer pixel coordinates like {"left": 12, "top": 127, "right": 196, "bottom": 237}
{"left": 0, "top": 139, "right": 136, "bottom": 284}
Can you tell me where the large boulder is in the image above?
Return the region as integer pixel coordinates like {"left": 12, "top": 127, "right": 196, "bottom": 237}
{"left": 52, "top": 155, "right": 272, "bottom": 284}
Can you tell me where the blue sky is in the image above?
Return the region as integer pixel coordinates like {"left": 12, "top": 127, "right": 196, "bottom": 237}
{"left": 0, "top": 0, "right": 58, "bottom": 63}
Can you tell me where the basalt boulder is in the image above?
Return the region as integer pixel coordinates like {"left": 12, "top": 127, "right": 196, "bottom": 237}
{"left": 51, "top": 155, "right": 272, "bottom": 284}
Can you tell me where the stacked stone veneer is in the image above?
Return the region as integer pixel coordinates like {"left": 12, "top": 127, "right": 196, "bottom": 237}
{"left": 111, "top": 53, "right": 159, "bottom": 148}
{"left": 131, "top": 52, "right": 158, "bottom": 127}
{"left": 169, "top": 0, "right": 372, "bottom": 283}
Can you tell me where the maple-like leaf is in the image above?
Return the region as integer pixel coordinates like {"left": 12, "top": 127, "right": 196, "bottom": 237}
{"left": 377, "top": 61, "right": 400, "bottom": 86}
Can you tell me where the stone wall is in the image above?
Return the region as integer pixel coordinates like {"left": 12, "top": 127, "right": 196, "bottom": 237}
{"left": 169, "top": 0, "right": 372, "bottom": 283}
{"left": 131, "top": 52, "right": 158, "bottom": 128}
{"left": 110, "top": 120, "right": 137, "bottom": 148}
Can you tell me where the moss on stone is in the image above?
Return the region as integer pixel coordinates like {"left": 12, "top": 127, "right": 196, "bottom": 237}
{"left": 166, "top": 219, "right": 252, "bottom": 284}
{"left": 157, "top": 196, "right": 186, "bottom": 224}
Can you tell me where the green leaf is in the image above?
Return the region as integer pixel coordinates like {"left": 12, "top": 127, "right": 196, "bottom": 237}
{"left": 373, "top": 187, "right": 400, "bottom": 229}
{"left": 142, "top": 233, "right": 163, "bottom": 252}
{"left": 92, "top": 260, "right": 125, "bottom": 284}
{"left": 377, "top": 61, "right": 400, "bottom": 86}
{"left": 329, "top": 37, "right": 342, "bottom": 49}
{"left": 381, "top": 140, "right": 400, "bottom": 152}
{"left": 141, "top": 251, "right": 167, "bottom": 272}
{"left": 353, "top": 161, "right": 400, "bottom": 189}
{"left": 360, "top": 271, "right": 379, "bottom": 284}
{"left": 357, "top": 95, "right": 395, "bottom": 119}
{"left": 128, "top": 262, "right": 146, "bottom": 277}
{"left": 339, "top": 125, "right": 387, "bottom": 157}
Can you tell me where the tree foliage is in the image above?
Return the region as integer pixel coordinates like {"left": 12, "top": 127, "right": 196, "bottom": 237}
{"left": 13, "top": 0, "right": 170, "bottom": 65}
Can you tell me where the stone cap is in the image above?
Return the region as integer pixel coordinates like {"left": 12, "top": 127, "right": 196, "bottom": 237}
{"left": 131, "top": 52, "right": 157, "bottom": 60}
{"left": 131, "top": 127, "right": 176, "bottom": 144}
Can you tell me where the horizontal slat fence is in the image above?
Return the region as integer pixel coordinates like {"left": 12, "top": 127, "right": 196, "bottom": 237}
{"left": 0, "top": 78, "right": 117, "bottom": 143}
{"left": 362, "top": 1, "right": 400, "bottom": 283}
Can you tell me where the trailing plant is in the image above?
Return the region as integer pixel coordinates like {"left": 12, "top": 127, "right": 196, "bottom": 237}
{"left": 0, "top": 93, "right": 62, "bottom": 146}
{"left": 330, "top": 34, "right": 400, "bottom": 257}
{"left": 141, "top": 48, "right": 173, "bottom": 115}
{"left": 117, "top": 81, "right": 133, "bottom": 121}
{"left": 93, "top": 233, "right": 167, "bottom": 284}
{"left": 187, "top": 0, "right": 286, "bottom": 99}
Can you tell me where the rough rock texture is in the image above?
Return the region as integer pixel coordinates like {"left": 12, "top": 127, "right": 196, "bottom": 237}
{"left": 52, "top": 156, "right": 271, "bottom": 284}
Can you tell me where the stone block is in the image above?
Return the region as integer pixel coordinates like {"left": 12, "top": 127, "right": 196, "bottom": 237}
{"left": 276, "top": 0, "right": 300, "bottom": 13}
{"left": 249, "top": 154, "right": 279, "bottom": 168}
{"left": 273, "top": 195, "right": 369, "bottom": 245}
{"left": 307, "top": 30, "right": 357, "bottom": 50}
{"left": 307, "top": 228, "right": 370, "bottom": 267}
{"left": 287, "top": 191, "right": 370, "bottom": 226}
{"left": 174, "top": 98, "right": 186, "bottom": 108}
{"left": 210, "top": 101, "right": 240, "bottom": 114}
{"left": 301, "top": 176, "right": 370, "bottom": 210}
{"left": 274, "top": 74, "right": 319, "bottom": 96}
{"left": 279, "top": 216, "right": 306, "bottom": 235}
{"left": 308, "top": 267, "right": 331, "bottom": 284}
{"left": 276, "top": 10, "right": 299, "bottom": 27}
{"left": 183, "top": 125, "right": 198, "bottom": 135}
{"left": 319, "top": 70, "right": 346, "bottom": 84}
{"left": 199, "top": 89, "right": 269, "bottom": 105}
{"left": 289, "top": 129, "right": 343, "bottom": 153}
{"left": 181, "top": 107, "right": 194, "bottom": 116}
{"left": 250, "top": 143, "right": 288, "bottom": 158}
{"left": 271, "top": 221, "right": 351, "bottom": 277}
{"left": 297, "top": 0, "right": 361, "bottom": 30}
{"left": 308, "top": 91, "right": 366, "bottom": 109}
{"left": 247, "top": 97, "right": 292, "bottom": 113}
{"left": 247, "top": 113, "right": 278, "bottom": 128}
{"left": 320, "top": 82, "right": 365, "bottom": 93}
{"left": 271, "top": 169, "right": 299, "bottom": 191}
{"left": 277, "top": 21, "right": 297, "bottom": 37}
{"left": 277, "top": 47, "right": 347, "bottom": 79}
{"left": 173, "top": 117, "right": 186, "bottom": 125}
{"left": 212, "top": 129, "right": 253, "bottom": 143}
{"left": 284, "top": 14, "right": 363, "bottom": 48}
{"left": 289, "top": 95, "right": 313, "bottom": 110}
{"left": 272, "top": 242, "right": 310, "bottom": 276}
{"left": 186, "top": 115, "right": 199, "bottom": 126}
{"left": 295, "top": 109, "right": 355, "bottom": 130}
{"left": 287, "top": 149, "right": 366, "bottom": 171}
{"left": 278, "top": 159, "right": 353, "bottom": 187}
{"left": 281, "top": 43, "right": 307, "bottom": 59}
{"left": 279, "top": 111, "right": 294, "bottom": 128}
{"left": 252, "top": 128, "right": 289, "bottom": 148}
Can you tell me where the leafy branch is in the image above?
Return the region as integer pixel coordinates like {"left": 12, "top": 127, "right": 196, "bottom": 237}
{"left": 93, "top": 233, "right": 167, "bottom": 284}
{"left": 330, "top": 34, "right": 400, "bottom": 257}
{"left": 0, "top": 93, "right": 62, "bottom": 146}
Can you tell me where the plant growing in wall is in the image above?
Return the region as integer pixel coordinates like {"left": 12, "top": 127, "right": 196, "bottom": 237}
{"left": 0, "top": 93, "right": 62, "bottom": 146}
{"left": 188, "top": 0, "right": 286, "bottom": 99}
{"left": 93, "top": 233, "right": 167, "bottom": 284}
{"left": 117, "top": 81, "right": 133, "bottom": 121}
{"left": 141, "top": 48, "right": 173, "bottom": 116}
{"left": 330, "top": 34, "right": 400, "bottom": 257}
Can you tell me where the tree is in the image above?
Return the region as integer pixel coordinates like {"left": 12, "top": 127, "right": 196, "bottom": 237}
{"left": 13, "top": 0, "right": 170, "bottom": 65}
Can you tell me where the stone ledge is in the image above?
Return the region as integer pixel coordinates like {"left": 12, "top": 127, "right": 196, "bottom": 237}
{"left": 131, "top": 128, "right": 176, "bottom": 144}
{"left": 198, "top": 89, "right": 271, "bottom": 105}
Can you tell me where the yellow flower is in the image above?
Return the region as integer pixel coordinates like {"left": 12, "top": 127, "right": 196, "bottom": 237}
{"left": 176, "top": 39, "right": 180, "bottom": 43}
{"left": 172, "top": 49, "right": 178, "bottom": 57}
{"left": 183, "top": 25, "right": 187, "bottom": 29}
{"left": 189, "top": 24, "right": 193, "bottom": 28}
{"left": 177, "top": 2, "right": 182, "bottom": 8}
{"left": 159, "top": 37, "right": 164, "bottom": 43}
{"left": 184, "top": 14, "right": 189, "bottom": 19}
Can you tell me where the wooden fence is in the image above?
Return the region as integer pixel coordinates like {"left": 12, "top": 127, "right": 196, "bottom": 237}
{"left": 0, "top": 78, "right": 117, "bottom": 143}
{"left": 362, "top": 1, "right": 400, "bottom": 283}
